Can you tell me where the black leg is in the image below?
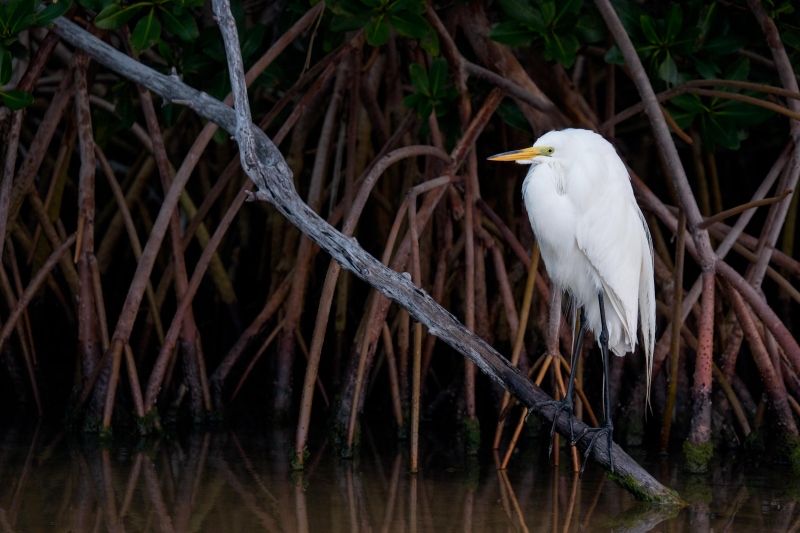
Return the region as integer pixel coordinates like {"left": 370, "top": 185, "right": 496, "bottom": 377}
{"left": 529, "top": 308, "right": 587, "bottom": 456}
{"left": 565, "top": 308, "right": 587, "bottom": 412}
{"left": 572, "top": 291, "right": 615, "bottom": 475}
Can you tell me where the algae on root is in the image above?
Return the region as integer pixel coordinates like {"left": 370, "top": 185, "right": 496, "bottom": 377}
{"left": 606, "top": 471, "right": 686, "bottom": 506}
{"left": 777, "top": 433, "right": 800, "bottom": 475}
{"left": 463, "top": 417, "right": 481, "bottom": 456}
{"left": 396, "top": 423, "right": 407, "bottom": 441}
{"left": 135, "top": 407, "right": 162, "bottom": 436}
{"left": 744, "top": 430, "right": 764, "bottom": 458}
{"left": 82, "top": 414, "right": 102, "bottom": 435}
{"left": 98, "top": 425, "right": 114, "bottom": 442}
{"left": 332, "top": 420, "right": 360, "bottom": 459}
{"left": 683, "top": 440, "right": 713, "bottom": 473}
{"left": 290, "top": 448, "right": 310, "bottom": 471}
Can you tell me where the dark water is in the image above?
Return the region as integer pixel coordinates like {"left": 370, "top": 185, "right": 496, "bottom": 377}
{"left": 1, "top": 424, "right": 798, "bottom": 532}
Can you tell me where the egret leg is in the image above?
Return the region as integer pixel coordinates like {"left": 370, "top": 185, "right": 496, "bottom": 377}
{"left": 572, "top": 291, "right": 615, "bottom": 475}
{"left": 530, "top": 308, "right": 587, "bottom": 456}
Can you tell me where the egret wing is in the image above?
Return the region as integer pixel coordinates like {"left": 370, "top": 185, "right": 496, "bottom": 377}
{"left": 573, "top": 173, "right": 644, "bottom": 353}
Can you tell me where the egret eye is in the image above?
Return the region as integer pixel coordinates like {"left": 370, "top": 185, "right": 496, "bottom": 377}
{"left": 546, "top": 148, "right": 554, "bottom": 154}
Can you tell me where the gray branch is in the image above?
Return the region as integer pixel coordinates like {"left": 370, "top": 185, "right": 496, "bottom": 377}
{"left": 50, "top": 15, "right": 682, "bottom": 505}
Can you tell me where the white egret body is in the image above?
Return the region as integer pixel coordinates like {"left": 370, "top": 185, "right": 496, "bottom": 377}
{"left": 490, "top": 128, "right": 655, "bottom": 472}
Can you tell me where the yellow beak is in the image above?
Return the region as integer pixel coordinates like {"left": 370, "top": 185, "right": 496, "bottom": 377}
{"left": 487, "top": 147, "right": 545, "bottom": 161}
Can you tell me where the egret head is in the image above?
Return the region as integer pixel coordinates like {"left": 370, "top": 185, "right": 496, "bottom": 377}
{"left": 487, "top": 129, "right": 605, "bottom": 172}
{"left": 487, "top": 144, "right": 554, "bottom": 165}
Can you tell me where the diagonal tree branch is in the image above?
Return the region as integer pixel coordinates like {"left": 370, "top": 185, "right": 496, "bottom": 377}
{"left": 50, "top": 14, "right": 682, "bottom": 505}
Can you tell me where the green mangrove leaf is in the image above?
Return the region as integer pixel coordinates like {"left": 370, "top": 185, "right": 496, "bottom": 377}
{"left": 639, "top": 15, "right": 659, "bottom": 45}
{"left": 429, "top": 57, "right": 446, "bottom": 97}
{"left": 1, "top": 89, "right": 34, "bottom": 109}
{"left": 365, "top": 14, "right": 389, "bottom": 46}
{"left": 389, "top": 11, "right": 428, "bottom": 38}
{"left": 130, "top": 8, "right": 160, "bottom": 52}
{"left": 604, "top": 44, "right": 625, "bottom": 65}
{"left": 241, "top": 23, "right": 265, "bottom": 59}
{"left": 497, "top": 100, "right": 533, "bottom": 134}
{"left": 544, "top": 31, "right": 579, "bottom": 67}
{"left": 497, "top": 0, "right": 544, "bottom": 31}
{"left": 656, "top": 53, "right": 678, "bottom": 85}
{"left": 408, "top": 62, "right": 429, "bottom": 95}
{"left": 702, "top": 35, "right": 745, "bottom": 56}
{"left": 692, "top": 56, "right": 720, "bottom": 79}
{"left": 665, "top": 4, "right": 681, "bottom": 43}
{"left": 329, "top": 13, "right": 369, "bottom": 32}
{"left": 34, "top": 0, "right": 72, "bottom": 27}
{"left": 94, "top": 3, "right": 144, "bottom": 30}
{"left": 488, "top": 20, "right": 534, "bottom": 47}
{"left": 420, "top": 25, "right": 439, "bottom": 56}
{"left": 162, "top": 8, "right": 198, "bottom": 41}
{"left": 0, "top": 50, "right": 11, "bottom": 86}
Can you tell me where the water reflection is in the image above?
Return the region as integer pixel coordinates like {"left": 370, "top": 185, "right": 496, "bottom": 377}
{"left": 0, "top": 423, "right": 798, "bottom": 531}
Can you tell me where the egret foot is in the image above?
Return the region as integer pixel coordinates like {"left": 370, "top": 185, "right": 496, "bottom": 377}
{"left": 531, "top": 398, "right": 575, "bottom": 456}
{"left": 572, "top": 422, "right": 614, "bottom": 476}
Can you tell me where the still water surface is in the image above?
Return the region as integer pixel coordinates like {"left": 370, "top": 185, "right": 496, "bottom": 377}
{"left": 1, "top": 424, "right": 797, "bottom": 532}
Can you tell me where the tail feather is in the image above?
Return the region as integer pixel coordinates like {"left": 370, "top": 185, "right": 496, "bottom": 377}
{"left": 637, "top": 208, "right": 656, "bottom": 408}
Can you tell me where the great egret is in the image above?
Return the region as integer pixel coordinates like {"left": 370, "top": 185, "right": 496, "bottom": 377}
{"left": 489, "top": 128, "right": 655, "bottom": 473}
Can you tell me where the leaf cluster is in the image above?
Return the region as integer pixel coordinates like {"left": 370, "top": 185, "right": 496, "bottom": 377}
{"left": 402, "top": 58, "right": 457, "bottom": 119}
{"left": 604, "top": 1, "right": 747, "bottom": 87}
{"left": 766, "top": 2, "right": 800, "bottom": 63}
{"left": 327, "top": 0, "right": 439, "bottom": 55}
{"left": 89, "top": 0, "right": 201, "bottom": 52}
{"left": 609, "top": 1, "right": 788, "bottom": 150}
{"left": 178, "top": 13, "right": 270, "bottom": 101}
{"left": 0, "top": 0, "right": 72, "bottom": 109}
{"left": 489, "top": 0, "right": 604, "bottom": 68}
{"left": 668, "top": 62, "right": 774, "bottom": 151}
{"left": 91, "top": 0, "right": 274, "bottom": 133}
{"left": 487, "top": 0, "right": 794, "bottom": 152}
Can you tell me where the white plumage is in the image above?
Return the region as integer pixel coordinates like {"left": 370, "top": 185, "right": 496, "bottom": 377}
{"left": 492, "top": 128, "right": 656, "bottom": 401}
